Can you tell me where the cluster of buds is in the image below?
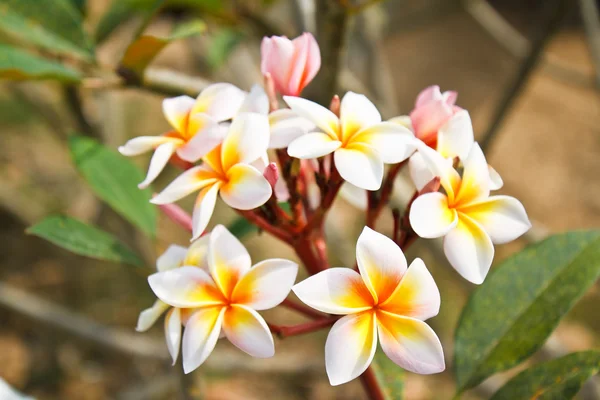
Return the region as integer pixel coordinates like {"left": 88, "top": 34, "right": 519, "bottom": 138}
{"left": 120, "top": 32, "right": 531, "bottom": 386}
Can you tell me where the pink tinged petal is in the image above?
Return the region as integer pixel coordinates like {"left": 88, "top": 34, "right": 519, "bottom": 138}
{"left": 376, "top": 311, "right": 445, "bottom": 374}
{"left": 274, "top": 174, "right": 290, "bottom": 202}
{"left": 182, "top": 306, "right": 226, "bottom": 374}
{"left": 380, "top": 258, "right": 440, "bottom": 320}
{"left": 488, "top": 165, "right": 504, "bottom": 190}
{"left": 334, "top": 143, "right": 383, "bottom": 191}
{"left": 350, "top": 122, "right": 417, "bottom": 164}
{"left": 287, "top": 132, "right": 342, "bottom": 159}
{"left": 454, "top": 143, "right": 490, "bottom": 206}
{"left": 443, "top": 90, "right": 458, "bottom": 106}
{"left": 118, "top": 136, "right": 181, "bottom": 156}
{"left": 238, "top": 84, "right": 269, "bottom": 115}
{"left": 410, "top": 97, "right": 453, "bottom": 142}
{"left": 410, "top": 192, "right": 458, "bottom": 239}
{"left": 222, "top": 304, "right": 274, "bottom": 358}
{"left": 261, "top": 36, "right": 295, "bottom": 94}
{"left": 191, "top": 182, "right": 222, "bottom": 241}
{"left": 148, "top": 266, "right": 225, "bottom": 308}
{"left": 163, "top": 96, "right": 195, "bottom": 133}
{"left": 231, "top": 259, "right": 298, "bottom": 310}
{"left": 325, "top": 311, "right": 378, "bottom": 386}
{"left": 220, "top": 164, "right": 272, "bottom": 210}
{"left": 356, "top": 226, "right": 407, "bottom": 303}
{"left": 436, "top": 110, "right": 474, "bottom": 160}
{"left": 340, "top": 92, "right": 382, "bottom": 142}
{"left": 290, "top": 32, "right": 320, "bottom": 94}
{"left": 292, "top": 268, "right": 374, "bottom": 315}
{"left": 138, "top": 142, "right": 178, "bottom": 189}
{"left": 176, "top": 114, "right": 225, "bottom": 162}
{"left": 339, "top": 182, "right": 368, "bottom": 210}
{"left": 209, "top": 225, "right": 252, "bottom": 298}
{"left": 165, "top": 307, "right": 182, "bottom": 365}
{"left": 150, "top": 166, "right": 219, "bottom": 205}
{"left": 409, "top": 152, "right": 435, "bottom": 191}
{"left": 460, "top": 195, "right": 531, "bottom": 244}
{"left": 221, "top": 113, "right": 270, "bottom": 171}
{"left": 268, "top": 109, "right": 315, "bottom": 149}
{"left": 415, "top": 85, "right": 443, "bottom": 108}
{"left": 414, "top": 142, "right": 461, "bottom": 203}
{"left": 136, "top": 299, "right": 169, "bottom": 332}
{"left": 388, "top": 115, "right": 414, "bottom": 132}
{"left": 444, "top": 214, "right": 494, "bottom": 284}
{"left": 156, "top": 245, "right": 188, "bottom": 271}
{"left": 283, "top": 96, "right": 340, "bottom": 139}
{"left": 184, "top": 234, "right": 211, "bottom": 269}
{"left": 191, "top": 83, "right": 246, "bottom": 122}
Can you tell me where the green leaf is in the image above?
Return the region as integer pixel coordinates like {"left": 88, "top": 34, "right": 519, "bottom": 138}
{"left": 371, "top": 350, "right": 404, "bottom": 400}
{"left": 70, "top": 0, "right": 86, "bottom": 14}
{"left": 69, "top": 136, "right": 157, "bottom": 237}
{"left": 119, "top": 19, "right": 205, "bottom": 82}
{"left": 94, "top": 0, "right": 163, "bottom": 44}
{"left": 27, "top": 215, "right": 144, "bottom": 267}
{"left": 454, "top": 231, "right": 600, "bottom": 393}
{"left": 491, "top": 351, "right": 600, "bottom": 400}
{"left": 0, "top": 45, "right": 81, "bottom": 82}
{"left": 228, "top": 217, "right": 257, "bottom": 238}
{"left": 0, "top": 0, "right": 94, "bottom": 61}
{"left": 207, "top": 28, "right": 244, "bottom": 70}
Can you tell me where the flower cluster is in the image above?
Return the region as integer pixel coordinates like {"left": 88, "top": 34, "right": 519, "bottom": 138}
{"left": 122, "top": 32, "right": 530, "bottom": 386}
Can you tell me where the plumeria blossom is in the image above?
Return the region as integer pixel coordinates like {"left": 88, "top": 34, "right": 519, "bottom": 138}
{"left": 151, "top": 112, "right": 273, "bottom": 240}
{"left": 293, "top": 227, "right": 445, "bottom": 386}
{"left": 136, "top": 235, "right": 211, "bottom": 363}
{"left": 119, "top": 83, "right": 246, "bottom": 188}
{"left": 261, "top": 32, "right": 321, "bottom": 96}
{"left": 285, "top": 92, "right": 416, "bottom": 190}
{"left": 409, "top": 142, "right": 531, "bottom": 284}
{"left": 148, "top": 225, "right": 298, "bottom": 373}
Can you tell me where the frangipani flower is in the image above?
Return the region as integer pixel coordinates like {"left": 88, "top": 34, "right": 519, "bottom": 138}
{"left": 136, "top": 235, "right": 211, "bottom": 363}
{"left": 119, "top": 83, "right": 245, "bottom": 188}
{"left": 293, "top": 227, "right": 445, "bottom": 386}
{"left": 148, "top": 225, "right": 298, "bottom": 373}
{"left": 151, "top": 113, "right": 273, "bottom": 240}
{"left": 285, "top": 92, "right": 415, "bottom": 190}
{"left": 409, "top": 142, "right": 531, "bottom": 284}
{"left": 261, "top": 32, "right": 321, "bottom": 96}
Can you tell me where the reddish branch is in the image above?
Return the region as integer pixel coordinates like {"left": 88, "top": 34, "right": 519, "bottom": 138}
{"left": 359, "top": 366, "right": 386, "bottom": 400}
{"left": 269, "top": 317, "right": 338, "bottom": 338}
{"left": 281, "top": 299, "right": 325, "bottom": 320}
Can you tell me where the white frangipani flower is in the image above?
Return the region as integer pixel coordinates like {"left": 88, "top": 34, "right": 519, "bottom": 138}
{"left": 409, "top": 142, "right": 531, "bottom": 284}
{"left": 293, "top": 227, "right": 445, "bottom": 386}
{"left": 148, "top": 225, "right": 298, "bottom": 374}
{"left": 285, "top": 92, "right": 416, "bottom": 190}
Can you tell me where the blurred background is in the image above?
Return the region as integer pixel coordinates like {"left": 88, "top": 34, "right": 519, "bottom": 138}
{"left": 0, "top": 0, "right": 599, "bottom": 398}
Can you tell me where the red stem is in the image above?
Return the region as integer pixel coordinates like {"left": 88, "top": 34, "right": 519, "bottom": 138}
{"left": 236, "top": 209, "right": 293, "bottom": 244}
{"left": 156, "top": 201, "right": 193, "bottom": 233}
{"left": 269, "top": 317, "right": 338, "bottom": 338}
{"left": 359, "top": 366, "right": 386, "bottom": 400}
{"left": 281, "top": 299, "right": 324, "bottom": 320}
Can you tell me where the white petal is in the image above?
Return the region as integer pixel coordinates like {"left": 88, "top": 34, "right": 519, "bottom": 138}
{"left": 460, "top": 195, "right": 531, "bottom": 244}
{"left": 356, "top": 226, "right": 407, "bottom": 304}
{"left": 287, "top": 132, "right": 341, "bottom": 159}
{"left": 408, "top": 152, "right": 435, "bottom": 191}
{"left": 191, "top": 182, "right": 222, "bottom": 241}
{"left": 381, "top": 258, "right": 441, "bottom": 320}
{"left": 209, "top": 225, "right": 252, "bottom": 298}
{"left": 413, "top": 142, "right": 461, "bottom": 202}
{"left": 334, "top": 144, "right": 383, "bottom": 191}
{"left": 184, "top": 235, "right": 211, "bottom": 269}
{"left": 339, "top": 183, "right": 368, "bottom": 210}
{"left": 222, "top": 304, "right": 274, "bottom": 358}
{"left": 454, "top": 143, "right": 490, "bottom": 205}
{"left": 118, "top": 136, "right": 179, "bottom": 156}
{"left": 268, "top": 109, "right": 316, "bottom": 149}
{"left": 163, "top": 96, "right": 195, "bottom": 133}
{"left": 156, "top": 245, "right": 188, "bottom": 271}
{"left": 231, "top": 259, "right": 298, "bottom": 310}
{"left": 325, "top": 312, "right": 378, "bottom": 386}
{"left": 436, "top": 110, "right": 474, "bottom": 160}
{"left": 182, "top": 307, "right": 226, "bottom": 373}
{"left": 138, "top": 142, "right": 178, "bottom": 189}
{"left": 136, "top": 299, "right": 170, "bottom": 332}
{"left": 148, "top": 266, "right": 225, "bottom": 308}
{"left": 151, "top": 166, "right": 218, "bottom": 204}
{"left": 165, "top": 308, "right": 182, "bottom": 364}
{"left": 283, "top": 96, "right": 340, "bottom": 139}
{"left": 176, "top": 114, "right": 225, "bottom": 162}
{"left": 488, "top": 165, "right": 504, "bottom": 190}
{"left": 377, "top": 311, "right": 445, "bottom": 374}
{"left": 192, "top": 83, "right": 246, "bottom": 121}
{"left": 351, "top": 122, "right": 417, "bottom": 164}
{"left": 443, "top": 214, "right": 494, "bottom": 284}
{"left": 388, "top": 115, "right": 414, "bottom": 132}
{"left": 409, "top": 192, "right": 458, "bottom": 238}
{"left": 221, "top": 112, "right": 270, "bottom": 171}
{"left": 238, "top": 84, "right": 269, "bottom": 115}
{"left": 292, "top": 268, "right": 374, "bottom": 315}
{"left": 220, "top": 164, "right": 272, "bottom": 210}
{"left": 340, "top": 92, "right": 382, "bottom": 142}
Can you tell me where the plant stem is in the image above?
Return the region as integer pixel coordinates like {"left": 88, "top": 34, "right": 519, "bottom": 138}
{"left": 359, "top": 366, "right": 386, "bottom": 400}
{"left": 157, "top": 202, "right": 193, "bottom": 233}
{"left": 281, "top": 299, "right": 324, "bottom": 319}
{"left": 236, "top": 209, "right": 293, "bottom": 244}
{"left": 269, "top": 317, "right": 338, "bottom": 338}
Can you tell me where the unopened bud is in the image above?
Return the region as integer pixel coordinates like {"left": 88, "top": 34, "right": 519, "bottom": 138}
{"left": 329, "top": 94, "right": 341, "bottom": 117}
{"left": 263, "top": 162, "right": 279, "bottom": 190}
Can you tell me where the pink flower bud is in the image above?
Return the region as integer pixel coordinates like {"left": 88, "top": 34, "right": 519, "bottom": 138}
{"left": 260, "top": 32, "right": 321, "bottom": 96}
{"left": 410, "top": 85, "right": 459, "bottom": 146}
{"left": 263, "top": 162, "right": 279, "bottom": 190}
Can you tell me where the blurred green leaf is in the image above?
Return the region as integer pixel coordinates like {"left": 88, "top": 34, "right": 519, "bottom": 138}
{"left": 371, "top": 350, "right": 403, "bottom": 399}
{"left": 454, "top": 231, "right": 600, "bottom": 393}
{"left": 119, "top": 19, "right": 205, "bottom": 82}
{"left": 0, "top": 45, "right": 81, "bottom": 82}
{"left": 228, "top": 217, "right": 257, "bottom": 238}
{"left": 27, "top": 215, "right": 144, "bottom": 267}
{"left": 207, "top": 28, "right": 244, "bottom": 70}
{"left": 0, "top": 0, "right": 94, "bottom": 61}
{"left": 94, "top": 0, "right": 164, "bottom": 44}
{"left": 70, "top": 0, "right": 86, "bottom": 14}
{"left": 69, "top": 136, "right": 157, "bottom": 237}
{"left": 491, "top": 351, "right": 600, "bottom": 400}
